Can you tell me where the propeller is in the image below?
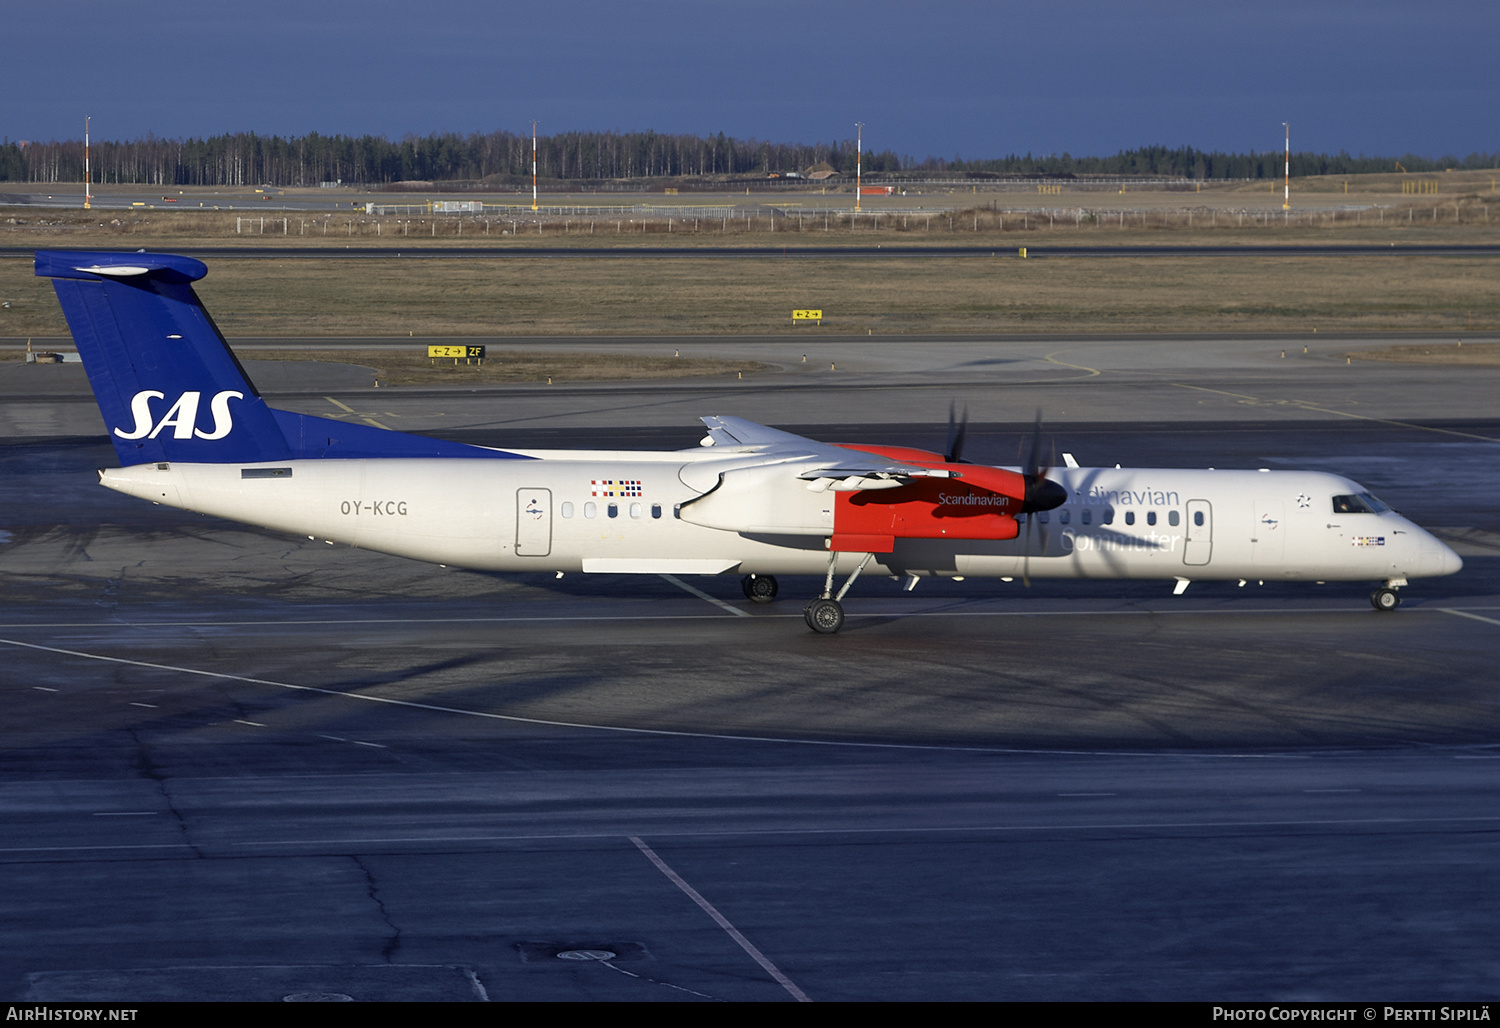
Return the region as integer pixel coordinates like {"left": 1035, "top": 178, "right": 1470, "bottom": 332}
{"left": 944, "top": 401, "right": 969, "bottom": 464}
{"left": 1018, "top": 410, "right": 1066, "bottom": 586}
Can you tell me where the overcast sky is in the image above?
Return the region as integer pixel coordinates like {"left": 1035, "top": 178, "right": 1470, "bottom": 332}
{"left": 6, "top": 0, "right": 1495, "bottom": 159}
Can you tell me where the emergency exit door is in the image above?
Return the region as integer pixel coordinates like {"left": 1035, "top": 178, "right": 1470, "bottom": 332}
{"left": 1183, "top": 499, "right": 1212, "bottom": 566}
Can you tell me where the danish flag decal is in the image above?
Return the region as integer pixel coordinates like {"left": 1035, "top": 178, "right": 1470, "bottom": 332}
{"left": 115, "top": 389, "right": 244, "bottom": 441}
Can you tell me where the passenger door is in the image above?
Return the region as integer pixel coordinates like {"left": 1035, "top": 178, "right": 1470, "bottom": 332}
{"left": 516, "top": 488, "right": 552, "bottom": 556}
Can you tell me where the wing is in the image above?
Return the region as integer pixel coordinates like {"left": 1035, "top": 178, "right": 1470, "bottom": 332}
{"left": 698, "top": 415, "right": 954, "bottom": 491}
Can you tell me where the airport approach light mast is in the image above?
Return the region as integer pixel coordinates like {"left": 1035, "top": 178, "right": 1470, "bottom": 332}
{"left": 532, "top": 121, "right": 538, "bottom": 212}
{"left": 855, "top": 122, "right": 863, "bottom": 213}
{"left": 1283, "top": 122, "right": 1290, "bottom": 210}
{"left": 83, "top": 116, "right": 91, "bottom": 210}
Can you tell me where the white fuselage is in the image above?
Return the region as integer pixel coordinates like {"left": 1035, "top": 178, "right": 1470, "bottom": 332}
{"left": 99, "top": 446, "right": 1461, "bottom": 585}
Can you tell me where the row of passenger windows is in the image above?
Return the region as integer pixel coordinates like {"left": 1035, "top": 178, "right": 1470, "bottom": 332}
{"left": 560, "top": 501, "right": 663, "bottom": 520}
{"left": 1034, "top": 508, "right": 1200, "bottom": 527}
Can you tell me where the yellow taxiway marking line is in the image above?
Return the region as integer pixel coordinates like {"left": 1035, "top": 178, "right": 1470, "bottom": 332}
{"left": 324, "top": 395, "right": 391, "bottom": 430}
{"left": 1044, "top": 351, "right": 1102, "bottom": 377}
{"left": 1171, "top": 383, "right": 1500, "bottom": 442}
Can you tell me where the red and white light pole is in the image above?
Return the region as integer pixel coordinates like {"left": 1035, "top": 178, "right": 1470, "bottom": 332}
{"left": 83, "top": 116, "right": 92, "bottom": 210}
{"left": 1282, "top": 122, "right": 1290, "bottom": 210}
{"left": 531, "top": 121, "right": 538, "bottom": 211}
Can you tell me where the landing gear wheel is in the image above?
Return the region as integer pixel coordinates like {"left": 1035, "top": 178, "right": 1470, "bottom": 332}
{"left": 741, "top": 574, "right": 779, "bottom": 604}
{"left": 804, "top": 598, "right": 845, "bottom": 634}
{"left": 1371, "top": 587, "right": 1401, "bottom": 611}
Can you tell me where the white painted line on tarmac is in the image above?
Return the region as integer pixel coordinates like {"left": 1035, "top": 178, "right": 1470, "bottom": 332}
{"left": 630, "top": 835, "right": 811, "bottom": 1003}
{"left": 1170, "top": 384, "right": 1500, "bottom": 443}
{"left": 233, "top": 719, "right": 265, "bottom": 727}
{"left": 10, "top": 811, "right": 1500, "bottom": 858}
{"left": 7, "top": 603, "right": 1495, "bottom": 632}
{"left": 658, "top": 574, "right": 751, "bottom": 616}
{"left": 0, "top": 634, "right": 1219, "bottom": 756}
{"left": 5, "top": 633, "right": 1495, "bottom": 761}
{"left": 1441, "top": 608, "right": 1500, "bottom": 628}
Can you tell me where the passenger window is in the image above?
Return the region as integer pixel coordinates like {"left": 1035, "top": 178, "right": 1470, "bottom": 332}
{"left": 1168, "top": 510, "right": 1179, "bottom": 527}
{"left": 1081, "top": 509, "right": 1092, "bottom": 525}
{"left": 1146, "top": 511, "right": 1157, "bottom": 526}
{"left": 561, "top": 501, "right": 574, "bottom": 519}
{"left": 1039, "top": 511, "right": 1050, "bottom": 524}
{"left": 1101, "top": 509, "right": 1114, "bottom": 525}
{"left": 1125, "top": 511, "right": 1136, "bottom": 526}
{"left": 629, "top": 502, "right": 642, "bottom": 519}
{"left": 607, "top": 503, "right": 619, "bottom": 519}
{"left": 1059, "top": 509, "right": 1070, "bottom": 525}
{"left": 1194, "top": 511, "right": 1204, "bottom": 527}
{"left": 584, "top": 502, "right": 597, "bottom": 519}
{"left": 651, "top": 503, "right": 662, "bottom": 519}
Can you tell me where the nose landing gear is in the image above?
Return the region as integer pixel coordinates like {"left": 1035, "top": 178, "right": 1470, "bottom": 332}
{"left": 1371, "top": 583, "right": 1403, "bottom": 611}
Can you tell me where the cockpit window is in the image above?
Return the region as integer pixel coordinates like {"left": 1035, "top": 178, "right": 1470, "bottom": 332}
{"left": 1331, "top": 493, "right": 1391, "bottom": 514}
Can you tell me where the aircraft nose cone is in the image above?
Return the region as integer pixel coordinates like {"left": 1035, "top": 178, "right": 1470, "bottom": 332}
{"left": 1416, "top": 531, "right": 1463, "bottom": 578}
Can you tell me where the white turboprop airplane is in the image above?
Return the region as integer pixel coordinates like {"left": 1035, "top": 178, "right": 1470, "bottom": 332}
{"left": 36, "top": 250, "right": 1462, "bottom": 633}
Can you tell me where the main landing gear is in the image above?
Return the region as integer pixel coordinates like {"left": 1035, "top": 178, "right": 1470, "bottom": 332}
{"left": 740, "top": 573, "right": 778, "bottom": 604}
{"left": 803, "top": 551, "right": 875, "bottom": 634}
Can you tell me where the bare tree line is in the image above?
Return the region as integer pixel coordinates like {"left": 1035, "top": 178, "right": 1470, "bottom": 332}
{"left": 1, "top": 129, "right": 1493, "bottom": 186}
{"left": 0, "top": 130, "right": 904, "bottom": 186}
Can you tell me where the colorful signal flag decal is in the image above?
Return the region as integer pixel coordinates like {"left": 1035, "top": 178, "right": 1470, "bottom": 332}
{"left": 591, "top": 479, "right": 643, "bottom": 497}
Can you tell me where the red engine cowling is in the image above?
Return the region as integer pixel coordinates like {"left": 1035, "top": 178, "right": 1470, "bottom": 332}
{"left": 829, "top": 458, "right": 1028, "bottom": 552}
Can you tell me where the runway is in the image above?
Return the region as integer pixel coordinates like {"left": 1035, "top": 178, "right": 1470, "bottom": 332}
{"left": 2, "top": 335, "right": 1499, "bottom": 1000}
{"left": 6, "top": 243, "right": 1500, "bottom": 261}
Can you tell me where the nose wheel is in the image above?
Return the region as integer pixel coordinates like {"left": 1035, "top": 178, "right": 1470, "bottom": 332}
{"left": 1371, "top": 586, "right": 1402, "bottom": 611}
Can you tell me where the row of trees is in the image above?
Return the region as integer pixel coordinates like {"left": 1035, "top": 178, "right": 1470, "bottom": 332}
{"left": 932, "top": 145, "right": 1500, "bottom": 180}
{"left": 0, "top": 130, "right": 1493, "bottom": 186}
{"left": 0, "top": 130, "right": 905, "bottom": 186}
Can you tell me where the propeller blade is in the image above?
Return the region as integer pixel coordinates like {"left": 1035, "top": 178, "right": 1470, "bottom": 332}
{"left": 1019, "top": 409, "right": 1066, "bottom": 513}
{"left": 1020, "top": 410, "right": 1061, "bottom": 587}
{"left": 945, "top": 402, "right": 968, "bottom": 464}
{"left": 1022, "top": 511, "right": 1033, "bottom": 587}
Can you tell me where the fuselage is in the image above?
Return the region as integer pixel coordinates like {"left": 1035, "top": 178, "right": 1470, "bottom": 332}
{"left": 99, "top": 447, "right": 1462, "bottom": 586}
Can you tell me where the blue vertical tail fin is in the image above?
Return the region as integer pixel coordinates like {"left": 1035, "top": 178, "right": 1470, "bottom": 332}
{"left": 35, "top": 250, "right": 294, "bottom": 466}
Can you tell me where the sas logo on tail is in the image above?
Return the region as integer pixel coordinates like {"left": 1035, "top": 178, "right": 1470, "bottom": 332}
{"left": 115, "top": 390, "right": 244, "bottom": 440}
